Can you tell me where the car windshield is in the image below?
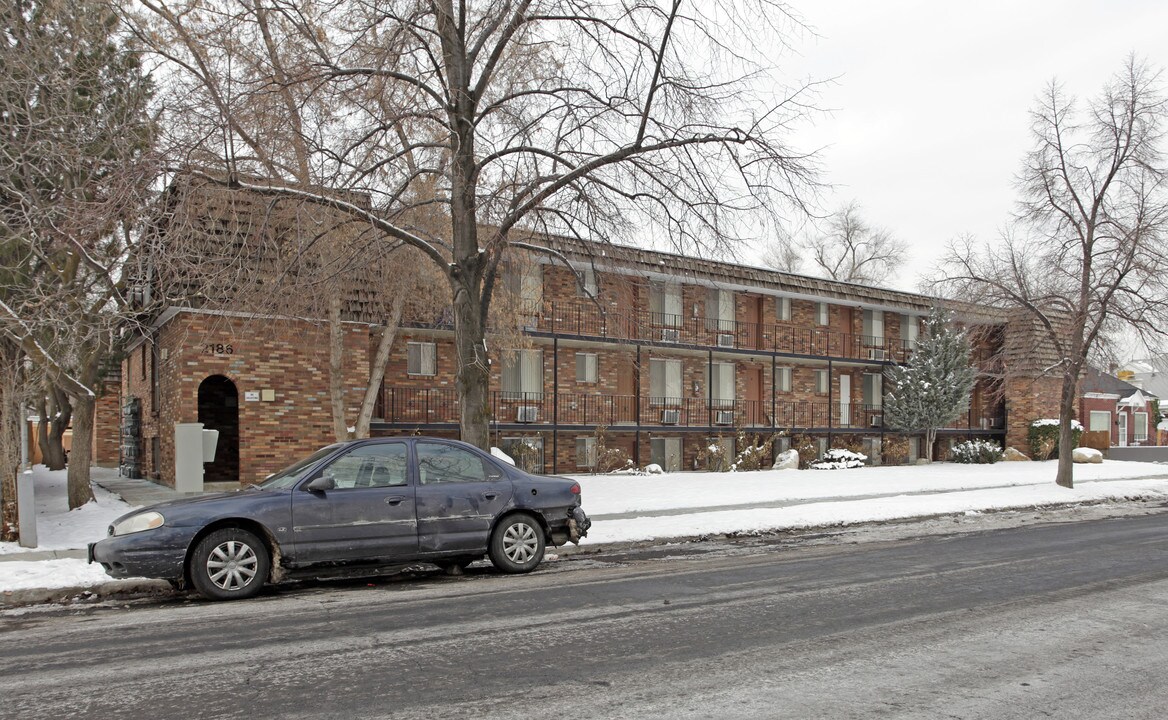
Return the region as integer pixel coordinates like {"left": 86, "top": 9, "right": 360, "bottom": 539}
{"left": 257, "top": 445, "right": 341, "bottom": 489}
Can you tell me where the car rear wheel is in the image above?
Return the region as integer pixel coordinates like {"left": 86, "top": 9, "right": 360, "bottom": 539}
{"left": 489, "top": 514, "right": 545, "bottom": 573}
{"left": 189, "top": 528, "right": 270, "bottom": 601}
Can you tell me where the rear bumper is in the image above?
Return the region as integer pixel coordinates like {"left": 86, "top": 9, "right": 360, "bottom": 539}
{"left": 89, "top": 527, "right": 196, "bottom": 581}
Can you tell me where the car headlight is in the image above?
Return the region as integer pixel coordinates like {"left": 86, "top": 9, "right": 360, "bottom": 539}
{"left": 111, "top": 511, "right": 165, "bottom": 536}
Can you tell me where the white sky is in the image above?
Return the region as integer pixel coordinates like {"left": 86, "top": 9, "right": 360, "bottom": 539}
{"left": 768, "top": 0, "right": 1168, "bottom": 292}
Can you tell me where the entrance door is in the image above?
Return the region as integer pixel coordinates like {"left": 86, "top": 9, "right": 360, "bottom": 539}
{"left": 1117, "top": 413, "right": 1128, "bottom": 447}
{"left": 198, "top": 375, "right": 239, "bottom": 484}
{"left": 839, "top": 374, "right": 851, "bottom": 427}
{"left": 745, "top": 366, "right": 764, "bottom": 426}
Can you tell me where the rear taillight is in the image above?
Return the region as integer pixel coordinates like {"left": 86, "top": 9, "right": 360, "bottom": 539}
{"left": 569, "top": 482, "right": 581, "bottom": 494}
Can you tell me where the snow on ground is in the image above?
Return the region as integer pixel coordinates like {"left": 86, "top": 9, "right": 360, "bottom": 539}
{"left": 3, "top": 459, "right": 1168, "bottom": 595}
{"left": 0, "top": 466, "right": 137, "bottom": 555}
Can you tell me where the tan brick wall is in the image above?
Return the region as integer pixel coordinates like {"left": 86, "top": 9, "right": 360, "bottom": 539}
{"left": 1004, "top": 375, "right": 1065, "bottom": 454}
{"left": 91, "top": 380, "right": 121, "bottom": 467}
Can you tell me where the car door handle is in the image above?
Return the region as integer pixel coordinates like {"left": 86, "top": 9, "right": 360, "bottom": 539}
{"left": 482, "top": 492, "right": 498, "bottom": 501}
{"left": 384, "top": 496, "right": 406, "bottom": 506}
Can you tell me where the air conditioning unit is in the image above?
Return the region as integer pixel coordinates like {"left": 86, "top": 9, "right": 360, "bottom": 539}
{"left": 867, "top": 348, "right": 886, "bottom": 361}
{"left": 989, "top": 417, "right": 1002, "bottom": 428}
{"left": 716, "top": 333, "right": 735, "bottom": 348}
{"left": 516, "top": 406, "right": 539, "bottom": 423}
{"left": 869, "top": 414, "right": 883, "bottom": 428}
{"left": 661, "top": 409, "right": 680, "bottom": 424}
{"left": 715, "top": 410, "right": 735, "bottom": 425}
{"left": 661, "top": 328, "right": 680, "bottom": 343}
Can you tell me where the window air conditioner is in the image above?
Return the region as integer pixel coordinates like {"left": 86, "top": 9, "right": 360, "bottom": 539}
{"left": 989, "top": 418, "right": 1002, "bottom": 428}
{"left": 867, "top": 348, "right": 886, "bottom": 361}
{"left": 715, "top": 410, "right": 735, "bottom": 425}
{"left": 716, "top": 333, "right": 735, "bottom": 348}
{"left": 869, "top": 414, "right": 883, "bottom": 428}
{"left": 517, "top": 406, "right": 539, "bottom": 423}
{"left": 661, "top": 328, "right": 680, "bottom": 343}
{"left": 661, "top": 409, "right": 680, "bottom": 425}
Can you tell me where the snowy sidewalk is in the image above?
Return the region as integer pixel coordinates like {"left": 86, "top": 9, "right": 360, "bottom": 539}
{"left": 4, "top": 459, "right": 1168, "bottom": 605}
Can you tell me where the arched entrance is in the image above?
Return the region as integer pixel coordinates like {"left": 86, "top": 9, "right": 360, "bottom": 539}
{"left": 198, "top": 375, "right": 239, "bottom": 485}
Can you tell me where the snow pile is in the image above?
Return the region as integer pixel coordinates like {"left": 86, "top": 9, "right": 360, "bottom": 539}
{"left": 1031, "top": 418, "right": 1085, "bottom": 431}
{"left": 0, "top": 467, "right": 135, "bottom": 556}
{"left": 810, "top": 449, "right": 868, "bottom": 470}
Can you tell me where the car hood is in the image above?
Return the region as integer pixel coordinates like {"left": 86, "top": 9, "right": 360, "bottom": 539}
{"left": 107, "top": 488, "right": 285, "bottom": 526}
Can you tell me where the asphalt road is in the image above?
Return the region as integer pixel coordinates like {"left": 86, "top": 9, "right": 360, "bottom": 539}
{"left": 4, "top": 512, "right": 1168, "bottom": 719}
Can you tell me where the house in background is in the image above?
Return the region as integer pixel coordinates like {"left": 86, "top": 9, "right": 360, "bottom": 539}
{"left": 1118, "top": 356, "right": 1168, "bottom": 443}
{"left": 1079, "top": 367, "right": 1160, "bottom": 448}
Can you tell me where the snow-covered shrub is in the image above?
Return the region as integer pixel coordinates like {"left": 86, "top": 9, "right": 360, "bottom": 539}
{"left": 1028, "top": 418, "right": 1083, "bottom": 460}
{"left": 810, "top": 448, "right": 868, "bottom": 470}
{"left": 728, "top": 432, "right": 777, "bottom": 471}
{"left": 949, "top": 439, "right": 1003, "bottom": 464}
{"left": 789, "top": 434, "right": 819, "bottom": 469}
{"left": 696, "top": 440, "right": 730, "bottom": 472}
{"left": 597, "top": 447, "right": 632, "bottom": 473}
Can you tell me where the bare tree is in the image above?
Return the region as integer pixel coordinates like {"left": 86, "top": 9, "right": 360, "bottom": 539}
{"left": 940, "top": 57, "right": 1168, "bottom": 488}
{"left": 1, "top": 0, "right": 156, "bottom": 508}
{"left": 763, "top": 200, "right": 907, "bottom": 283}
{"left": 129, "top": 0, "right": 821, "bottom": 450}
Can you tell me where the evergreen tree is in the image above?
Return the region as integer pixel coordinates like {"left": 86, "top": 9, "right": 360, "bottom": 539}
{"left": 883, "top": 308, "right": 978, "bottom": 461}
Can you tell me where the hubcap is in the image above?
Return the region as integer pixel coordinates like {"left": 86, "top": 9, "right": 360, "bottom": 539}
{"left": 502, "top": 522, "right": 539, "bottom": 564}
{"left": 206, "top": 540, "right": 258, "bottom": 591}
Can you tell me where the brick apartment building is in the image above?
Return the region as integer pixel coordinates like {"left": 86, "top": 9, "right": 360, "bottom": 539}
{"left": 111, "top": 176, "right": 1060, "bottom": 487}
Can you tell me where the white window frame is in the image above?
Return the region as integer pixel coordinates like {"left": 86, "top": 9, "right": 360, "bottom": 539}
{"left": 707, "top": 288, "right": 735, "bottom": 332}
{"left": 776, "top": 366, "right": 792, "bottom": 393}
{"left": 862, "top": 373, "right": 883, "bottom": 409}
{"left": 814, "top": 368, "right": 829, "bottom": 394}
{"left": 816, "top": 302, "right": 829, "bottom": 326}
{"left": 710, "top": 361, "right": 736, "bottom": 408}
{"left": 579, "top": 266, "right": 597, "bottom": 298}
{"left": 407, "top": 341, "right": 437, "bottom": 376}
{"left": 776, "top": 296, "right": 791, "bottom": 322}
{"left": 650, "top": 282, "right": 683, "bottom": 327}
{"left": 650, "top": 436, "right": 683, "bottom": 472}
{"left": 650, "top": 358, "right": 683, "bottom": 405}
{"left": 576, "top": 436, "right": 597, "bottom": 468}
{"left": 575, "top": 352, "right": 598, "bottom": 383}
{"left": 863, "top": 309, "right": 884, "bottom": 345}
{"left": 1088, "top": 410, "right": 1111, "bottom": 433}
{"left": 903, "top": 314, "right": 919, "bottom": 349}
{"left": 1135, "top": 411, "right": 1149, "bottom": 443}
{"left": 502, "top": 349, "right": 543, "bottom": 399}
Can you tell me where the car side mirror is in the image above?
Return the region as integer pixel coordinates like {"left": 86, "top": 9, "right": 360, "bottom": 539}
{"left": 306, "top": 475, "right": 335, "bottom": 493}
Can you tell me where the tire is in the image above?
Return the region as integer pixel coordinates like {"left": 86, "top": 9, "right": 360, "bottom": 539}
{"left": 189, "top": 528, "right": 270, "bottom": 601}
{"left": 488, "top": 514, "right": 545, "bottom": 573}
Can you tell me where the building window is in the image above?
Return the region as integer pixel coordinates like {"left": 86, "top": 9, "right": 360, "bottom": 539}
{"left": 650, "top": 436, "right": 682, "bottom": 472}
{"left": 903, "top": 314, "right": 919, "bottom": 349}
{"left": 908, "top": 436, "right": 921, "bottom": 462}
{"left": 407, "top": 342, "right": 437, "bottom": 376}
{"left": 862, "top": 373, "right": 883, "bottom": 409}
{"left": 649, "top": 358, "right": 682, "bottom": 405}
{"left": 776, "top": 367, "right": 792, "bottom": 392}
{"left": 579, "top": 266, "right": 597, "bottom": 298}
{"left": 816, "top": 302, "right": 829, "bottom": 326}
{"left": 1089, "top": 411, "right": 1111, "bottom": 432}
{"left": 816, "top": 437, "right": 828, "bottom": 457}
{"left": 576, "top": 436, "right": 597, "bottom": 469}
{"left": 814, "top": 368, "right": 829, "bottom": 394}
{"left": 502, "top": 349, "right": 543, "bottom": 399}
{"left": 650, "top": 282, "right": 683, "bottom": 327}
{"left": 1135, "top": 411, "right": 1149, "bottom": 443}
{"left": 576, "top": 352, "right": 598, "bottom": 383}
{"left": 710, "top": 361, "right": 735, "bottom": 408}
{"left": 706, "top": 288, "right": 735, "bottom": 332}
{"left": 862, "top": 309, "right": 884, "bottom": 345}
{"left": 776, "top": 296, "right": 791, "bottom": 322}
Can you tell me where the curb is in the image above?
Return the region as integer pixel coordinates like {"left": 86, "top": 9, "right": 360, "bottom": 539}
{"left": 1, "top": 579, "right": 174, "bottom": 608}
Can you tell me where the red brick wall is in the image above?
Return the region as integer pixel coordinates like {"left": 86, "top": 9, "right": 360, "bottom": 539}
{"left": 1004, "top": 375, "right": 1066, "bottom": 454}
{"left": 91, "top": 379, "right": 121, "bottom": 467}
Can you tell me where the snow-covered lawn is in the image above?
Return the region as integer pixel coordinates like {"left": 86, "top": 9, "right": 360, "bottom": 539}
{"left": 3, "top": 459, "right": 1168, "bottom": 596}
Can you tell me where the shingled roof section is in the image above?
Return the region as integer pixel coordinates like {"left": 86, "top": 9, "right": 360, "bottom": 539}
{"left": 1082, "top": 366, "right": 1157, "bottom": 398}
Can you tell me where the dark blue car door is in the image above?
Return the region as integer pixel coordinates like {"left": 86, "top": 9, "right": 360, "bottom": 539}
{"left": 413, "top": 440, "right": 513, "bottom": 554}
{"left": 290, "top": 441, "right": 418, "bottom": 564}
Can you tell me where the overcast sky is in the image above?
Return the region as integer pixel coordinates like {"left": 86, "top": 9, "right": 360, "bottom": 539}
{"left": 762, "top": 0, "right": 1168, "bottom": 292}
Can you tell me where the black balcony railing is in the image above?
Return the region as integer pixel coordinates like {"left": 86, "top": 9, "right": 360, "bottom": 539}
{"left": 407, "top": 300, "right": 916, "bottom": 363}
{"left": 375, "top": 387, "right": 1005, "bottom": 433}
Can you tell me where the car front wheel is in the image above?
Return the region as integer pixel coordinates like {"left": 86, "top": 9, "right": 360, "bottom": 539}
{"left": 489, "top": 514, "right": 546, "bottom": 573}
{"left": 189, "top": 528, "right": 271, "bottom": 601}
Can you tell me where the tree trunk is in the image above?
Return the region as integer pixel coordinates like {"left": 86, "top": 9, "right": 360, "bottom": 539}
{"left": 452, "top": 276, "right": 491, "bottom": 450}
{"left": 0, "top": 340, "right": 22, "bottom": 541}
{"left": 355, "top": 296, "right": 405, "bottom": 439}
{"left": 1055, "top": 372, "right": 1078, "bottom": 488}
{"left": 327, "top": 293, "right": 350, "bottom": 442}
{"left": 926, "top": 428, "right": 937, "bottom": 462}
{"left": 67, "top": 394, "right": 95, "bottom": 509}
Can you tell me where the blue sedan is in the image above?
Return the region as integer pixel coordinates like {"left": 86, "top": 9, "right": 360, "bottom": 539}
{"left": 90, "top": 437, "right": 591, "bottom": 600}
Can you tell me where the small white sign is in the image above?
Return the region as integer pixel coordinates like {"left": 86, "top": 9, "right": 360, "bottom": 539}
{"left": 244, "top": 391, "right": 260, "bottom": 402}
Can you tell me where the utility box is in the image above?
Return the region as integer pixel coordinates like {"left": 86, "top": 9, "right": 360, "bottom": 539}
{"left": 175, "top": 423, "right": 220, "bottom": 493}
